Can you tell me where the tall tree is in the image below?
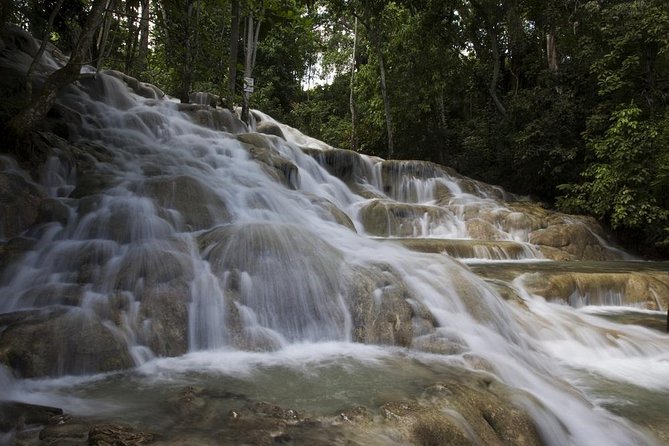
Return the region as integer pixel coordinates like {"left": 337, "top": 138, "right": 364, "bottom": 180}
{"left": 7, "top": 0, "right": 108, "bottom": 138}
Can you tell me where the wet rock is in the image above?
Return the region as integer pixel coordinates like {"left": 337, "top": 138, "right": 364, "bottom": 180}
{"left": 141, "top": 175, "right": 231, "bottom": 230}
{"left": 347, "top": 264, "right": 433, "bottom": 347}
{"left": 466, "top": 219, "right": 504, "bottom": 240}
{"left": 306, "top": 194, "right": 356, "bottom": 231}
{"left": 188, "top": 108, "right": 244, "bottom": 133}
{"left": 35, "top": 197, "right": 70, "bottom": 226}
{"left": 199, "top": 223, "right": 347, "bottom": 348}
{"left": 39, "top": 421, "right": 90, "bottom": 442}
{"left": 411, "top": 333, "right": 466, "bottom": 355}
{"left": 0, "top": 236, "right": 36, "bottom": 274}
{"left": 12, "top": 283, "right": 84, "bottom": 308}
{"left": 88, "top": 423, "right": 154, "bottom": 445}
{"left": 359, "top": 199, "right": 451, "bottom": 237}
{"left": 334, "top": 406, "right": 374, "bottom": 425}
{"left": 301, "top": 148, "right": 370, "bottom": 183}
{"left": 521, "top": 271, "right": 669, "bottom": 309}
{"left": 114, "top": 240, "right": 194, "bottom": 290}
{"left": 256, "top": 121, "right": 285, "bottom": 139}
{"left": 386, "top": 238, "right": 535, "bottom": 261}
{"left": 0, "top": 308, "right": 133, "bottom": 378}
{"left": 529, "top": 222, "right": 619, "bottom": 261}
{"left": 0, "top": 171, "right": 45, "bottom": 239}
{"left": 189, "top": 91, "right": 220, "bottom": 107}
{"left": 377, "top": 378, "right": 542, "bottom": 446}
{"left": 0, "top": 401, "right": 63, "bottom": 432}
{"left": 106, "top": 69, "right": 165, "bottom": 100}
{"left": 140, "top": 283, "right": 190, "bottom": 357}
{"left": 242, "top": 141, "right": 299, "bottom": 189}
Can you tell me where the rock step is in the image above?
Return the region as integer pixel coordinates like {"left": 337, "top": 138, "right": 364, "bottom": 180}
{"left": 469, "top": 260, "right": 669, "bottom": 310}
{"left": 374, "top": 237, "right": 541, "bottom": 260}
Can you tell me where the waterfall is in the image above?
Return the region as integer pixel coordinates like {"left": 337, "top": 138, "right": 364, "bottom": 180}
{"left": 1, "top": 27, "right": 668, "bottom": 445}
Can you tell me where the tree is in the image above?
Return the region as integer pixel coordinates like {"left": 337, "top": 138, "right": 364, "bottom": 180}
{"left": 6, "top": 0, "right": 108, "bottom": 138}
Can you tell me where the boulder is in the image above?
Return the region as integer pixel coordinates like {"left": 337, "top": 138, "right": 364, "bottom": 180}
{"left": 346, "top": 263, "right": 436, "bottom": 347}
{"left": 529, "top": 222, "right": 620, "bottom": 261}
{"left": 239, "top": 139, "right": 300, "bottom": 189}
{"left": 301, "top": 148, "right": 370, "bottom": 184}
{"left": 0, "top": 236, "right": 36, "bottom": 274}
{"left": 0, "top": 171, "right": 45, "bottom": 239}
{"left": 306, "top": 194, "right": 356, "bottom": 231}
{"left": 256, "top": 121, "right": 285, "bottom": 139}
{"left": 358, "top": 199, "right": 451, "bottom": 237}
{"left": 140, "top": 283, "right": 191, "bottom": 357}
{"left": 141, "top": 175, "right": 231, "bottom": 231}
{"left": 378, "top": 376, "right": 542, "bottom": 446}
{"left": 0, "top": 308, "right": 133, "bottom": 378}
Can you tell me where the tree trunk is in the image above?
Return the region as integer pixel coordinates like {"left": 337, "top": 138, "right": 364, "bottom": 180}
{"left": 227, "top": 0, "right": 240, "bottom": 109}
{"left": 378, "top": 49, "right": 394, "bottom": 159}
{"left": 349, "top": 17, "right": 358, "bottom": 151}
{"left": 0, "top": 0, "right": 12, "bottom": 30}
{"left": 25, "top": 0, "right": 66, "bottom": 101}
{"left": 124, "top": 0, "right": 139, "bottom": 73}
{"left": 241, "top": 11, "right": 261, "bottom": 124}
{"left": 546, "top": 29, "right": 558, "bottom": 73}
{"left": 7, "top": 0, "right": 107, "bottom": 138}
{"left": 178, "top": 1, "right": 194, "bottom": 103}
{"left": 134, "top": 0, "right": 150, "bottom": 76}
{"left": 488, "top": 25, "right": 507, "bottom": 118}
{"left": 95, "top": 0, "right": 115, "bottom": 72}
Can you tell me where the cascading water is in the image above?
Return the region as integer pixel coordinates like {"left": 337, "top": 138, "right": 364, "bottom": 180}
{"left": 1, "top": 27, "right": 669, "bottom": 445}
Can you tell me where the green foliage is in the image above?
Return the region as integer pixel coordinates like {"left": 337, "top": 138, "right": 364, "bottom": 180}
{"left": 558, "top": 105, "right": 668, "bottom": 232}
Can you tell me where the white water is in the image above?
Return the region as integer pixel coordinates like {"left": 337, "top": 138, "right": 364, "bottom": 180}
{"left": 0, "top": 29, "right": 668, "bottom": 445}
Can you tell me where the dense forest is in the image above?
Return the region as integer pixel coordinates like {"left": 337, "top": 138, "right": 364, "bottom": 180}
{"left": 1, "top": 0, "right": 669, "bottom": 256}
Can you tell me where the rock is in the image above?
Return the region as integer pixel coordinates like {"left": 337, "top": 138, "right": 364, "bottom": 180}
{"left": 465, "top": 219, "right": 503, "bottom": 240}
{"left": 0, "top": 401, "right": 63, "bottom": 431}
{"left": 302, "top": 148, "right": 370, "bottom": 184}
{"left": 0, "top": 171, "right": 45, "bottom": 239}
{"left": 358, "top": 199, "right": 451, "bottom": 237}
{"left": 35, "top": 197, "right": 70, "bottom": 226}
{"left": 346, "top": 263, "right": 434, "bottom": 347}
{"left": 0, "top": 308, "right": 134, "bottom": 378}
{"left": 0, "top": 236, "right": 36, "bottom": 274}
{"left": 88, "top": 423, "right": 154, "bottom": 445}
{"left": 188, "top": 108, "right": 244, "bottom": 133}
{"left": 520, "top": 271, "right": 669, "bottom": 309}
{"left": 377, "top": 377, "right": 542, "bottom": 446}
{"left": 140, "top": 283, "right": 190, "bottom": 357}
{"left": 114, "top": 240, "right": 194, "bottom": 290}
{"left": 239, "top": 138, "right": 299, "bottom": 189}
{"left": 104, "top": 70, "right": 165, "bottom": 100}
{"left": 189, "top": 91, "right": 220, "bottom": 107}
{"left": 256, "top": 121, "right": 285, "bottom": 139}
{"left": 529, "top": 222, "right": 621, "bottom": 261}
{"left": 198, "top": 223, "right": 347, "bottom": 347}
{"left": 306, "top": 194, "right": 356, "bottom": 231}
{"left": 141, "top": 175, "right": 231, "bottom": 231}
{"left": 39, "top": 421, "right": 90, "bottom": 442}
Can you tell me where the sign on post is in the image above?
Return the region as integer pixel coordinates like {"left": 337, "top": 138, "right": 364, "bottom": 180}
{"left": 244, "top": 77, "right": 254, "bottom": 93}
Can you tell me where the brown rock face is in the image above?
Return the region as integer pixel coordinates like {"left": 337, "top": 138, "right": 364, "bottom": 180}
{"left": 0, "top": 308, "right": 133, "bottom": 378}
{"left": 346, "top": 263, "right": 436, "bottom": 348}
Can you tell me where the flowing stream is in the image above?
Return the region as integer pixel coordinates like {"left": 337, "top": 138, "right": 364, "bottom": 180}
{"left": 1, "top": 28, "right": 669, "bottom": 445}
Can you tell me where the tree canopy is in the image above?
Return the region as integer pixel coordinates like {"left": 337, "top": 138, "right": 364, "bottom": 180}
{"left": 3, "top": 0, "right": 669, "bottom": 255}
